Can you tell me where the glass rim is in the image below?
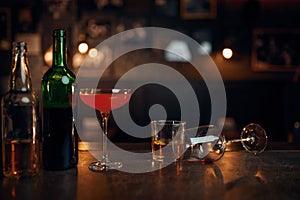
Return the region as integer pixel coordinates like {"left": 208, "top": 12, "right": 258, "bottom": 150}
{"left": 79, "top": 88, "right": 131, "bottom": 94}
{"left": 151, "top": 120, "right": 186, "bottom": 126}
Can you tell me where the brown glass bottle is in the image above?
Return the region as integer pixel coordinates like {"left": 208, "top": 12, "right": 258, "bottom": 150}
{"left": 1, "top": 42, "right": 40, "bottom": 178}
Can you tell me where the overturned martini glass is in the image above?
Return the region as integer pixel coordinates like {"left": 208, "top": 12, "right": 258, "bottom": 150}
{"left": 175, "top": 123, "right": 268, "bottom": 162}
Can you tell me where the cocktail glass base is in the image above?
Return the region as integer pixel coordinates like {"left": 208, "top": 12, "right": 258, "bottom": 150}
{"left": 88, "top": 161, "right": 123, "bottom": 172}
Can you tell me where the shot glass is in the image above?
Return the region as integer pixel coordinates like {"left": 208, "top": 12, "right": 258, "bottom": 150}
{"left": 151, "top": 120, "right": 186, "bottom": 162}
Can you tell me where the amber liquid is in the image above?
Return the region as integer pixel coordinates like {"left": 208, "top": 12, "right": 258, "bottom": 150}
{"left": 151, "top": 139, "right": 170, "bottom": 161}
{"left": 3, "top": 139, "right": 39, "bottom": 178}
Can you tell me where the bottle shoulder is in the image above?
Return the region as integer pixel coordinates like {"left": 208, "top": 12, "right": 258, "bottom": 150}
{"left": 42, "top": 66, "right": 75, "bottom": 80}
{"left": 1, "top": 90, "right": 39, "bottom": 106}
{"left": 41, "top": 66, "right": 75, "bottom": 108}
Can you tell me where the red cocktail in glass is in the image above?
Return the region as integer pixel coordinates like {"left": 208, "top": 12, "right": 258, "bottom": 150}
{"left": 80, "top": 88, "right": 131, "bottom": 171}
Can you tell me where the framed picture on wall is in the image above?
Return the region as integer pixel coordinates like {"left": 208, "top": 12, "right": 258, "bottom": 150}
{"left": 154, "top": 0, "right": 179, "bottom": 18}
{"left": 0, "top": 8, "right": 11, "bottom": 51}
{"left": 252, "top": 29, "right": 300, "bottom": 72}
{"left": 180, "top": 0, "right": 217, "bottom": 19}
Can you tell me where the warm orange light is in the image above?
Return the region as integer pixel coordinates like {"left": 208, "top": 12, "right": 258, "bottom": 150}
{"left": 44, "top": 46, "right": 52, "bottom": 67}
{"left": 72, "top": 52, "right": 84, "bottom": 68}
{"left": 222, "top": 48, "right": 233, "bottom": 59}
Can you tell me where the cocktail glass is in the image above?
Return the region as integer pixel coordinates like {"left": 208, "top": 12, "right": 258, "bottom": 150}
{"left": 79, "top": 88, "right": 131, "bottom": 171}
{"left": 185, "top": 123, "right": 268, "bottom": 162}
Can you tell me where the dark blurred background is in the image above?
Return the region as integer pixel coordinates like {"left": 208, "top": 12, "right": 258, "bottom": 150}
{"left": 1, "top": 0, "right": 300, "bottom": 142}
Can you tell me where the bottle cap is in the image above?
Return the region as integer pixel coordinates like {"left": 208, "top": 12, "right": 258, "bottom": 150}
{"left": 53, "top": 29, "right": 66, "bottom": 37}
{"left": 13, "top": 41, "right": 27, "bottom": 49}
{"left": 12, "top": 41, "right": 27, "bottom": 54}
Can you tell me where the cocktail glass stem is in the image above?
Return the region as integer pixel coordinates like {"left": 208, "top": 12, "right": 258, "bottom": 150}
{"left": 88, "top": 110, "right": 122, "bottom": 172}
{"left": 101, "top": 111, "right": 110, "bottom": 164}
{"left": 228, "top": 137, "right": 255, "bottom": 144}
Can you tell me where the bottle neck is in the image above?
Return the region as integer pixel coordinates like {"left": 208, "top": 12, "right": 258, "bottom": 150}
{"left": 52, "top": 30, "right": 67, "bottom": 67}
{"left": 10, "top": 42, "right": 32, "bottom": 92}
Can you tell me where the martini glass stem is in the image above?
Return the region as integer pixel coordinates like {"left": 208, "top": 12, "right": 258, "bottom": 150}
{"left": 228, "top": 137, "right": 254, "bottom": 143}
{"left": 101, "top": 111, "right": 110, "bottom": 164}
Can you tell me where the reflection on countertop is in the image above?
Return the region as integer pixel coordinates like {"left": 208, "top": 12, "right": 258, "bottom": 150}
{"left": 1, "top": 142, "right": 300, "bottom": 200}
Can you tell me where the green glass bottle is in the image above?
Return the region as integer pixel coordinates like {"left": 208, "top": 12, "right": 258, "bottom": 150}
{"left": 42, "top": 29, "right": 78, "bottom": 170}
{"left": 1, "top": 42, "right": 40, "bottom": 178}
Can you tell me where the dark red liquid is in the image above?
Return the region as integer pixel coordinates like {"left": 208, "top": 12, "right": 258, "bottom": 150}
{"left": 80, "top": 93, "right": 131, "bottom": 112}
{"left": 42, "top": 107, "right": 78, "bottom": 170}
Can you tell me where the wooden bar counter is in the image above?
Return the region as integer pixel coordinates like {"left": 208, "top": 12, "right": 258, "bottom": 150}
{"left": 1, "top": 142, "right": 300, "bottom": 200}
